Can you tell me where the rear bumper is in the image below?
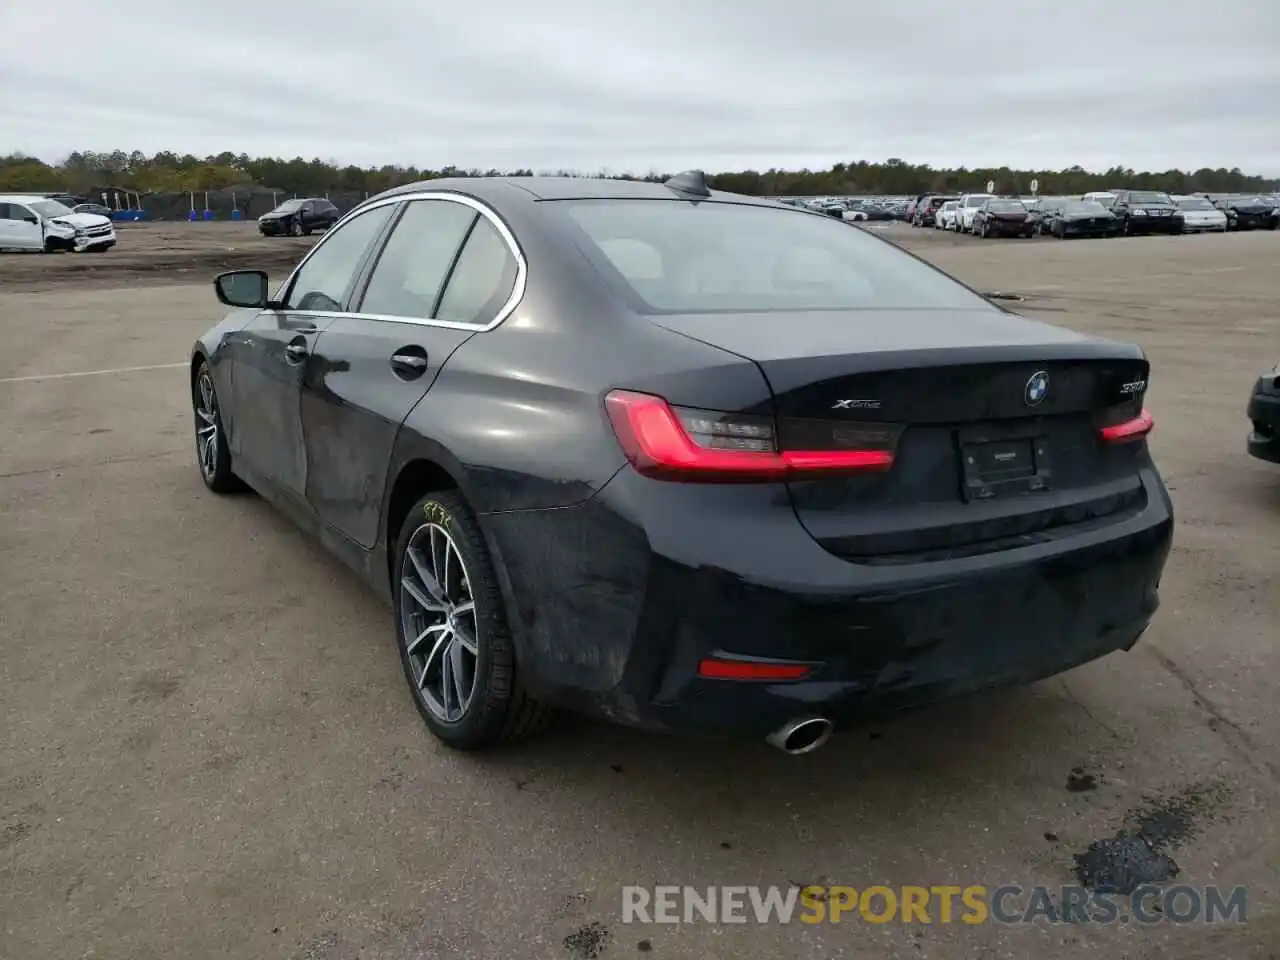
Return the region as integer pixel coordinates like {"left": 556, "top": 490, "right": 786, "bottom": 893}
{"left": 486, "top": 467, "right": 1175, "bottom": 739}
{"left": 1248, "top": 377, "right": 1280, "bottom": 463}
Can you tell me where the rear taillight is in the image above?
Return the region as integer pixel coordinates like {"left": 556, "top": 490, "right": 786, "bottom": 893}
{"left": 604, "top": 390, "right": 897, "bottom": 482}
{"left": 1100, "top": 408, "right": 1154, "bottom": 443}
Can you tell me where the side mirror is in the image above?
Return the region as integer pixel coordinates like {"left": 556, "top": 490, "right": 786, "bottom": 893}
{"left": 22, "top": 215, "right": 39, "bottom": 225}
{"left": 214, "top": 270, "right": 270, "bottom": 308}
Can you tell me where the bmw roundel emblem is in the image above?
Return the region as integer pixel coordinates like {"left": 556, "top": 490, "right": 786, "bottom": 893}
{"left": 1024, "top": 370, "right": 1050, "bottom": 406}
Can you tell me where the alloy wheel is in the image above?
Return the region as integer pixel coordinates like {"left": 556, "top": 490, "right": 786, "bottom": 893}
{"left": 195, "top": 371, "right": 219, "bottom": 480}
{"left": 399, "top": 522, "right": 479, "bottom": 723}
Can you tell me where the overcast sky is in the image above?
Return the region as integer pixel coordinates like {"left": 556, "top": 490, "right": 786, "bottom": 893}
{"left": 2, "top": 0, "right": 1278, "bottom": 175}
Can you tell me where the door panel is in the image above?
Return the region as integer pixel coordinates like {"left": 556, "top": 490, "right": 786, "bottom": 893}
{"left": 227, "top": 312, "right": 335, "bottom": 506}
{"left": 303, "top": 318, "right": 475, "bottom": 547}
{"left": 2, "top": 204, "right": 44, "bottom": 250}
{"left": 228, "top": 201, "right": 398, "bottom": 505}
{"left": 300, "top": 197, "right": 514, "bottom": 549}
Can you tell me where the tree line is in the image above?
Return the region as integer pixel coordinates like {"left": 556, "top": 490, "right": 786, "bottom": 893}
{"left": 1, "top": 150, "right": 1276, "bottom": 198}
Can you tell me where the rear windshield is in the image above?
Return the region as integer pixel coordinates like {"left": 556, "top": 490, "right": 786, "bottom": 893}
{"left": 1176, "top": 197, "right": 1214, "bottom": 210}
{"left": 555, "top": 199, "right": 993, "bottom": 314}
{"left": 1128, "top": 192, "right": 1170, "bottom": 204}
{"left": 1065, "top": 201, "right": 1108, "bottom": 214}
{"left": 986, "top": 200, "right": 1025, "bottom": 212}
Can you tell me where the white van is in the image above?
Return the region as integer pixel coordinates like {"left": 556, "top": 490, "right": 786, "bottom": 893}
{"left": 0, "top": 194, "right": 116, "bottom": 253}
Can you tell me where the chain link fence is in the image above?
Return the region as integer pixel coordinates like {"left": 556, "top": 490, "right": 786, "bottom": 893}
{"left": 91, "top": 185, "right": 377, "bottom": 220}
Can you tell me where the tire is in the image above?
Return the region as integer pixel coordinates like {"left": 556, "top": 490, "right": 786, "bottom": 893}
{"left": 192, "top": 361, "right": 241, "bottom": 493}
{"left": 290, "top": 218, "right": 303, "bottom": 237}
{"left": 393, "top": 490, "right": 551, "bottom": 750}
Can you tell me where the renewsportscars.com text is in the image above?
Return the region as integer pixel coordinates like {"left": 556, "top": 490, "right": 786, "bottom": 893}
{"left": 621, "top": 884, "right": 1247, "bottom": 926}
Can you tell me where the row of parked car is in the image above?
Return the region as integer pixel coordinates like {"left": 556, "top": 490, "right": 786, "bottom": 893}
{"left": 908, "top": 190, "right": 1280, "bottom": 239}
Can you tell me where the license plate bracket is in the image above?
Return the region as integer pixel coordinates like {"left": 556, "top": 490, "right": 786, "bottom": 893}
{"left": 957, "top": 427, "right": 1053, "bottom": 501}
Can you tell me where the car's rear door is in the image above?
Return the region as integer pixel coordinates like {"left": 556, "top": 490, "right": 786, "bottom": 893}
{"left": 301, "top": 194, "right": 522, "bottom": 549}
{"left": 227, "top": 202, "right": 397, "bottom": 516}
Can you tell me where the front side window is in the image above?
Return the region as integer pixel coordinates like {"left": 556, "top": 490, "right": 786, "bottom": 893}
{"left": 357, "top": 199, "right": 478, "bottom": 318}
{"left": 557, "top": 199, "right": 993, "bottom": 314}
{"left": 282, "top": 204, "right": 395, "bottom": 312}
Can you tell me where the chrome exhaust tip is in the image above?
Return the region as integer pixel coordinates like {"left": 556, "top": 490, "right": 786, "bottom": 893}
{"left": 765, "top": 716, "right": 834, "bottom": 755}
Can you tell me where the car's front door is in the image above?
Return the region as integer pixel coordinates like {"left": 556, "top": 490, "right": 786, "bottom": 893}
{"left": 227, "top": 202, "right": 397, "bottom": 515}
{"left": 302, "top": 195, "right": 522, "bottom": 549}
{"left": 0, "top": 202, "right": 45, "bottom": 250}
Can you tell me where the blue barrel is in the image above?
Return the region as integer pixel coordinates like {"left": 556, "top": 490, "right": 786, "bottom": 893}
{"left": 231, "top": 209, "right": 244, "bottom": 221}
{"left": 202, "top": 209, "right": 214, "bottom": 221}
{"left": 187, "top": 209, "right": 198, "bottom": 221}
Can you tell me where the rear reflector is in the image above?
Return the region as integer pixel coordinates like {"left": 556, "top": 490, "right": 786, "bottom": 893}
{"left": 604, "top": 390, "right": 895, "bottom": 482}
{"left": 697, "top": 658, "right": 813, "bottom": 681}
{"left": 1100, "top": 408, "right": 1154, "bottom": 443}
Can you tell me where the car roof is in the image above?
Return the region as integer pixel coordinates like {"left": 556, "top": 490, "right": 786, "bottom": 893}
{"left": 378, "top": 176, "right": 783, "bottom": 207}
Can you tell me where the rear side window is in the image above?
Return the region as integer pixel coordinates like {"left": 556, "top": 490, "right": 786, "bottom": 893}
{"left": 357, "top": 199, "right": 477, "bottom": 318}
{"left": 283, "top": 204, "right": 395, "bottom": 311}
{"left": 435, "top": 217, "right": 519, "bottom": 326}
{"left": 557, "top": 200, "right": 992, "bottom": 314}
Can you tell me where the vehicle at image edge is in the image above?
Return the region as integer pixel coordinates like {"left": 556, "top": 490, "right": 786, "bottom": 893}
{"left": 0, "top": 194, "right": 116, "bottom": 252}
{"left": 935, "top": 200, "right": 960, "bottom": 230}
{"left": 1172, "top": 196, "right": 1229, "bottom": 233}
{"left": 258, "top": 197, "right": 342, "bottom": 236}
{"left": 1248, "top": 361, "right": 1280, "bottom": 464}
{"left": 1042, "top": 199, "right": 1119, "bottom": 239}
{"left": 971, "top": 198, "right": 1034, "bottom": 238}
{"left": 1109, "top": 190, "right": 1184, "bottom": 236}
{"left": 190, "top": 171, "right": 1174, "bottom": 756}
{"left": 912, "top": 195, "right": 959, "bottom": 227}
{"left": 1215, "top": 195, "right": 1279, "bottom": 231}
{"left": 956, "top": 193, "right": 995, "bottom": 232}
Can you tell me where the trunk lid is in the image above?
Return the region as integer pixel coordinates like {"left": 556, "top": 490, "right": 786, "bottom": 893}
{"left": 651, "top": 309, "right": 1151, "bottom": 563}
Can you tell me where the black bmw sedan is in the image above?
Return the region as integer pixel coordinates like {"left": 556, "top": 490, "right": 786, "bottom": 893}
{"left": 191, "top": 173, "right": 1174, "bottom": 754}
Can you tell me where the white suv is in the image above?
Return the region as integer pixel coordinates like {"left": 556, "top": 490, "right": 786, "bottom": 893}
{"left": 0, "top": 195, "right": 116, "bottom": 253}
{"left": 956, "top": 194, "right": 995, "bottom": 232}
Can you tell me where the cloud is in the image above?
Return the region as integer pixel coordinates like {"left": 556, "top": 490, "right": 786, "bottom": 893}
{"left": 2, "top": 0, "right": 1277, "bottom": 173}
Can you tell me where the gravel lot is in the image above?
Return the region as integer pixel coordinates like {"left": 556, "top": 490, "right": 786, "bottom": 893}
{"left": 2, "top": 223, "right": 1278, "bottom": 960}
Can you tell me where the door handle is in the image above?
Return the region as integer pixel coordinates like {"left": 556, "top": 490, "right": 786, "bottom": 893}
{"left": 285, "top": 342, "right": 308, "bottom": 363}
{"left": 390, "top": 348, "right": 428, "bottom": 380}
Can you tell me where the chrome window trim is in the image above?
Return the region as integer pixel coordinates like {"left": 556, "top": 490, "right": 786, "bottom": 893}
{"left": 272, "top": 190, "right": 527, "bottom": 333}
